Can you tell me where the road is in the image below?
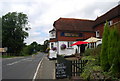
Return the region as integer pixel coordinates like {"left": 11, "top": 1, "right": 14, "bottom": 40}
{"left": 2, "top": 53, "right": 45, "bottom": 80}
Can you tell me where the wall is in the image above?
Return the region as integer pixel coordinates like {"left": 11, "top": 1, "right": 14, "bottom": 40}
{"left": 94, "top": 24, "right": 104, "bottom": 38}
{"left": 94, "top": 16, "right": 120, "bottom": 38}
{"left": 57, "top": 31, "right": 95, "bottom": 41}
{"left": 58, "top": 41, "right": 78, "bottom": 56}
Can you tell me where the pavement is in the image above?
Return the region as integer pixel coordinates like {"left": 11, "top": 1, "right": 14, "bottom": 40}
{"left": 35, "top": 56, "right": 57, "bottom": 79}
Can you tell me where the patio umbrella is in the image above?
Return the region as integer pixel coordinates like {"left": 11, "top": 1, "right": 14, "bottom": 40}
{"left": 84, "top": 37, "right": 101, "bottom": 43}
{"left": 84, "top": 37, "right": 101, "bottom": 48}
{"left": 71, "top": 41, "right": 89, "bottom": 46}
{"left": 71, "top": 41, "right": 89, "bottom": 55}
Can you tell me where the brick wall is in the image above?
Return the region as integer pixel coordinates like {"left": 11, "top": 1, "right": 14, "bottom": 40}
{"left": 94, "top": 16, "right": 120, "bottom": 38}
{"left": 57, "top": 31, "right": 95, "bottom": 41}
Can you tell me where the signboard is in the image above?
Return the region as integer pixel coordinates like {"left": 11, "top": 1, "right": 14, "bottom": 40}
{"left": 61, "top": 32, "right": 83, "bottom": 37}
{"left": 56, "top": 63, "right": 67, "bottom": 79}
{"left": 0, "top": 47, "right": 7, "bottom": 52}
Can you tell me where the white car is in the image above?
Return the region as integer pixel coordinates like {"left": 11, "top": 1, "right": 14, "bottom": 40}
{"left": 48, "top": 50, "right": 57, "bottom": 59}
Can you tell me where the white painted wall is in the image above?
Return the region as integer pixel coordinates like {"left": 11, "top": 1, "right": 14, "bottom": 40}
{"left": 50, "top": 41, "right": 81, "bottom": 56}
{"left": 57, "top": 41, "right": 77, "bottom": 56}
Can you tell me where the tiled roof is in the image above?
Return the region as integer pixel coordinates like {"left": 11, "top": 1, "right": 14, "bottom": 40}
{"left": 53, "top": 18, "right": 94, "bottom": 31}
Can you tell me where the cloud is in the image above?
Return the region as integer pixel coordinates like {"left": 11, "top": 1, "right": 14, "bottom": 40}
{"left": 1, "top": 0, "right": 119, "bottom": 45}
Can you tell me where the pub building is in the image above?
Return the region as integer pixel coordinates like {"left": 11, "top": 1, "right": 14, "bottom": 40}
{"left": 49, "top": 4, "right": 120, "bottom": 57}
{"left": 49, "top": 18, "right": 96, "bottom": 56}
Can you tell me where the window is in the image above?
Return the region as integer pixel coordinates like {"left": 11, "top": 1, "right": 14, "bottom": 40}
{"left": 51, "top": 43, "right": 54, "bottom": 49}
{"left": 108, "top": 20, "right": 113, "bottom": 26}
{"left": 67, "top": 42, "right": 73, "bottom": 48}
{"left": 96, "top": 30, "right": 100, "bottom": 37}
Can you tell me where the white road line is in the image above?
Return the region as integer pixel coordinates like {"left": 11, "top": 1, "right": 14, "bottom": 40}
{"left": 6, "top": 58, "right": 30, "bottom": 66}
{"left": 32, "top": 58, "right": 43, "bottom": 81}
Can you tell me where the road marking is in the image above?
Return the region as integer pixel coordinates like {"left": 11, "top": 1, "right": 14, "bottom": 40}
{"left": 6, "top": 58, "right": 31, "bottom": 66}
{"left": 32, "top": 57, "right": 43, "bottom": 81}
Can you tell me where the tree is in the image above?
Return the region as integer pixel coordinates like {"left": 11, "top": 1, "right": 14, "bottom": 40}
{"left": 2, "top": 12, "right": 30, "bottom": 56}
{"left": 108, "top": 27, "right": 120, "bottom": 75}
{"left": 100, "top": 21, "right": 110, "bottom": 71}
{"left": 43, "top": 40, "right": 49, "bottom": 52}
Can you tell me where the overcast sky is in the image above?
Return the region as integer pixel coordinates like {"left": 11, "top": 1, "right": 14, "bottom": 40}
{"left": 0, "top": 0, "right": 119, "bottom": 45}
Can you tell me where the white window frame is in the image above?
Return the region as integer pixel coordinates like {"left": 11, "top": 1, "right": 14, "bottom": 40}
{"left": 96, "top": 30, "right": 100, "bottom": 37}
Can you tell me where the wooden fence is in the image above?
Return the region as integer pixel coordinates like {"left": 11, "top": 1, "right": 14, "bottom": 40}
{"left": 56, "top": 55, "right": 87, "bottom": 79}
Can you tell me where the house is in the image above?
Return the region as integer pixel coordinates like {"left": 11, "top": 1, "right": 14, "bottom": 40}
{"left": 49, "top": 4, "right": 120, "bottom": 57}
{"left": 93, "top": 4, "right": 120, "bottom": 38}
{"left": 49, "top": 18, "right": 95, "bottom": 56}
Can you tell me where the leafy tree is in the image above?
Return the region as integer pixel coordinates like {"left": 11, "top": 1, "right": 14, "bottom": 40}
{"left": 100, "top": 21, "right": 110, "bottom": 71}
{"left": 2, "top": 12, "right": 30, "bottom": 56}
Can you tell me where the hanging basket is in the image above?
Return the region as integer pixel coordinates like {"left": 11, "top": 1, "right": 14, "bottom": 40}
{"left": 61, "top": 44, "right": 66, "bottom": 50}
{"left": 52, "top": 47, "right": 57, "bottom": 51}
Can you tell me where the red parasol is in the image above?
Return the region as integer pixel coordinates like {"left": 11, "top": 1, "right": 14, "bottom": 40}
{"left": 71, "top": 41, "right": 89, "bottom": 46}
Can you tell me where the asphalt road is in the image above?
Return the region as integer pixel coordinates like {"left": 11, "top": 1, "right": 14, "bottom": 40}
{"left": 2, "top": 53, "right": 45, "bottom": 80}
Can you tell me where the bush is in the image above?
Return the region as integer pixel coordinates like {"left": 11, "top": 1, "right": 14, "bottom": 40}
{"left": 21, "top": 45, "right": 34, "bottom": 55}
{"left": 81, "top": 45, "right": 102, "bottom": 80}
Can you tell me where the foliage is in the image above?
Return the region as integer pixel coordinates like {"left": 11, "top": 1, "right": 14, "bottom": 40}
{"left": 107, "top": 27, "right": 120, "bottom": 77}
{"left": 83, "top": 48, "right": 92, "bottom": 56}
{"left": 81, "top": 22, "right": 120, "bottom": 80}
{"left": 100, "top": 21, "right": 110, "bottom": 71}
{"left": 2, "top": 12, "right": 30, "bottom": 56}
{"left": 81, "top": 56, "right": 103, "bottom": 80}
{"left": 100, "top": 22, "right": 120, "bottom": 79}
{"left": 21, "top": 41, "right": 42, "bottom": 55}
{"left": 84, "top": 45, "right": 101, "bottom": 57}
{"left": 81, "top": 46, "right": 103, "bottom": 80}
{"left": 43, "top": 40, "right": 49, "bottom": 52}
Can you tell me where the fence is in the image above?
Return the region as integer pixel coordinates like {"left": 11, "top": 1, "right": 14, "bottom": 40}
{"left": 56, "top": 55, "right": 87, "bottom": 79}
{"left": 71, "top": 60, "right": 87, "bottom": 77}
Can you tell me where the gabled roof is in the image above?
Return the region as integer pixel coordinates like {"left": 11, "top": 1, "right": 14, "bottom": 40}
{"left": 93, "top": 4, "right": 120, "bottom": 28}
{"left": 53, "top": 18, "right": 94, "bottom": 32}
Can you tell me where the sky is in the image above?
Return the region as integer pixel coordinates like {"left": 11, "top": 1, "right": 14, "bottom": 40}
{"left": 0, "top": 0, "right": 120, "bottom": 45}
